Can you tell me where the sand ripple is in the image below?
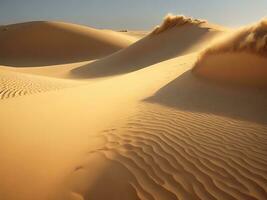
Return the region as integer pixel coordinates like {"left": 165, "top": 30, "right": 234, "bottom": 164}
{"left": 78, "top": 103, "right": 267, "bottom": 200}
{"left": 0, "top": 70, "right": 78, "bottom": 99}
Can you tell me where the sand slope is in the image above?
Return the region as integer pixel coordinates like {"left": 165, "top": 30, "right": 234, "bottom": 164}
{"left": 71, "top": 17, "right": 223, "bottom": 78}
{"left": 0, "top": 17, "right": 267, "bottom": 200}
{"left": 72, "top": 103, "right": 267, "bottom": 200}
{"left": 0, "top": 68, "right": 80, "bottom": 99}
{"left": 0, "top": 21, "right": 137, "bottom": 67}
{"left": 0, "top": 61, "right": 93, "bottom": 79}
{"left": 118, "top": 30, "right": 148, "bottom": 39}
{"left": 66, "top": 54, "right": 267, "bottom": 200}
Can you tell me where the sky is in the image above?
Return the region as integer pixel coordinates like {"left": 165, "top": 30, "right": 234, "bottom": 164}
{"left": 0, "top": 0, "right": 267, "bottom": 30}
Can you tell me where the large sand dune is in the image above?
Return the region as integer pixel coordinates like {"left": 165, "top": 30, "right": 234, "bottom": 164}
{"left": 193, "top": 19, "right": 267, "bottom": 88}
{"left": 71, "top": 15, "right": 223, "bottom": 78}
{"left": 0, "top": 15, "right": 267, "bottom": 200}
{"left": 0, "top": 21, "right": 137, "bottom": 67}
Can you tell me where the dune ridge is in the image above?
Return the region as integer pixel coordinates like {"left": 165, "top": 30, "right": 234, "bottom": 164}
{"left": 193, "top": 19, "right": 267, "bottom": 87}
{"left": 151, "top": 14, "right": 206, "bottom": 35}
{"left": 72, "top": 16, "right": 221, "bottom": 78}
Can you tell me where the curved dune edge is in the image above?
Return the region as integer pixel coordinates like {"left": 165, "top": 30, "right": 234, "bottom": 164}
{"left": 0, "top": 69, "right": 80, "bottom": 99}
{"left": 193, "top": 19, "right": 267, "bottom": 88}
{"left": 67, "top": 103, "right": 267, "bottom": 200}
{"left": 151, "top": 14, "right": 206, "bottom": 35}
{"left": 71, "top": 15, "right": 222, "bottom": 78}
{"left": 118, "top": 30, "right": 149, "bottom": 39}
{"left": 0, "top": 21, "right": 136, "bottom": 67}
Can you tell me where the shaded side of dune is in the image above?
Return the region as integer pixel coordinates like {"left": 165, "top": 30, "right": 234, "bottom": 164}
{"left": 145, "top": 71, "right": 267, "bottom": 124}
{"left": 0, "top": 21, "right": 134, "bottom": 67}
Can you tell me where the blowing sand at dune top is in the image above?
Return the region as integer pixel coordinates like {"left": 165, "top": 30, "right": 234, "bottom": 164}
{"left": 193, "top": 19, "right": 267, "bottom": 88}
{"left": 151, "top": 14, "right": 207, "bottom": 35}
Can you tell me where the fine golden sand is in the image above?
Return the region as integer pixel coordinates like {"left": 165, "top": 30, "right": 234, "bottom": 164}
{"left": 0, "top": 15, "right": 267, "bottom": 200}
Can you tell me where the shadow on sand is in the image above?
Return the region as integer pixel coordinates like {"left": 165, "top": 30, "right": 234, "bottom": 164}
{"left": 145, "top": 71, "right": 267, "bottom": 125}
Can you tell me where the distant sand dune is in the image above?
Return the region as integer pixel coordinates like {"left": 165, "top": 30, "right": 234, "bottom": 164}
{"left": 193, "top": 19, "right": 267, "bottom": 87}
{"left": 0, "top": 21, "right": 136, "bottom": 67}
{"left": 71, "top": 15, "right": 223, "bottom": 78}
{"left": 0, "top": 69, "right": 79, "bottom": 99}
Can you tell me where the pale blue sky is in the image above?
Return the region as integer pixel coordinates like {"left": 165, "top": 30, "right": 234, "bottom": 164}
{"left": 0, "top": 0, "right": 266, "bottom": 29}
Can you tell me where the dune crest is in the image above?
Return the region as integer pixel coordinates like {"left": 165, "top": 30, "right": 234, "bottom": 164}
{"left": 72, "top": 15, "right": 221, "bottom": 78}
{"left": 193, "top": 19, "right": 267, "bottom": 87}
{"left": 151, "top": 14, "right": 206, "bottom": 35}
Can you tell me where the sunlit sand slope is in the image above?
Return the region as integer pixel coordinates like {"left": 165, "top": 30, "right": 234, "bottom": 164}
{"left": 0, "top": 21, "right": 136, "bottom": 66}
{"left": 118, "top": 30, "right": 148, "bottom": 39}
{"left": 69, "top": 102, "right": 267, "bottom": 200}
{"left": 65, "top": 53, "right": 267, "bottom": 200}
{"left": 71, "top": 15, "right": 223, "bottom": 78}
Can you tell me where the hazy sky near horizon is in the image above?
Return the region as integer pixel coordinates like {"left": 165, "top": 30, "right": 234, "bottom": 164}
{"left": 0, "top": 0, "right": 267, "bottom": 29}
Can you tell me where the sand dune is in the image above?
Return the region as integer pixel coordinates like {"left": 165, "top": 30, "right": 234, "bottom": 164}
{"left": 0, "top": 21, "right": 137, "bottom": 67}
{"left": 193, "top": 19, "right": 267, "bottom": 88}
{"left": 71, "top": 15, "right": 223, "bottom": 78}
{"left": 1, "top": 16, "right": 267, "bottom": 200}
{"left": 66, "top": 53, "right": 267, "bottom": 200}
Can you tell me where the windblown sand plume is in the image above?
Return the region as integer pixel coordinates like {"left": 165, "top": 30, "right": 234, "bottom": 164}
{"left": 151, "top": 14, "right": 206, "bottom": 35}
{"left": 195, "top": 19, "right": 267, "bottom": 55}
{"left": 193, "top": 19, "right": 267, "bottom": 87}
